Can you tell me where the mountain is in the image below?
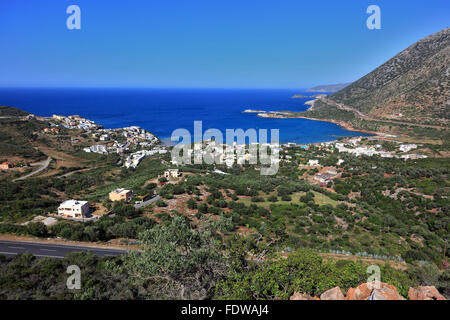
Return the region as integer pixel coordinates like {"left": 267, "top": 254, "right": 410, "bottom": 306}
{"left": 295, "top": 28, "right": 450, "bottom": 142}
{"left": 306, "top": 83, "right": 351, "bottom": 93}
{"left": 0, "top": 106, "right": 30, "bottom": 117}
{"left": 330, "top": 28, "right": 450, "bottom": 126}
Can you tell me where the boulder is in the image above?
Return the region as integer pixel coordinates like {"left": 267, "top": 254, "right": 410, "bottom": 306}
{"left": 320, "top": 287, "right": 345, "bottom": 300}
{"left": 346, "top": 281, "right": 403, "bottom": 300}
{"left": 369, "top": 286, "right": 405, "bottom": 300}
{"left": 290, "top": 292, "right": 319, "bottom": 300}
{"left": 408, "top": 286, "right": 446, "bottom": 300}
{"left": 345, "top": 283, "right": 373, "bottom": 300}
{"left": 290, "top": 283, "right": 447, "bottom": 301}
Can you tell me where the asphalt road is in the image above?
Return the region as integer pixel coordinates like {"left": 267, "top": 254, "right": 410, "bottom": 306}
{"left": 0, "top": 240, "right": 127, "bottom": 259}
{"left": 134, "top": 195, "right": 161, "bottom": 209}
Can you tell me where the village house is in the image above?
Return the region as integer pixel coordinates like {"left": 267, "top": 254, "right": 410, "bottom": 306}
{"left": 83, "top": 144, "right": 108, "bottom": 154}
{"left": 314, "top": 173, "right": 335, "bottom": 186}
{"left": 0, "top": 162, "right": 10, "bottom": 170}
{"left": 44, "top": 127, "right": 59, "bottom": 133}
{"left": 164, "top": 169, "right": 182, "bottom": 179}
{"left": 127, "top": 137, "right": 139, "bottom": 143}
{"left": 325, "top": 168, "right": 338, "bottom": 175}
{"left": 58, "top": 200, "right": 90, "bottom": 218}
{"left": 401, "top": 154, "right": 428, "bottom": 160}
{"left": 399, "top": 144, "right": 418, "bottom": 153}
{"left": 99, "top": 134, "right": 110, "bottom": 141}
{"left": 109, "top": 188, "right": 133, "bottom": 202}
{"left": 52, "top": 114, "right": 65, "bottom": 120}
{"left": 313, "top": 167, "right": 339, "bottom": 187}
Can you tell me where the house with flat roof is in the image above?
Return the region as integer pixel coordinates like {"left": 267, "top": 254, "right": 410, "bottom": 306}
{"left": 164, "top": 169, "right": 182, "bottom": 179}
{"left": 58, "top": 200, "right": 90, "bottom": 218}
{"left": 0, "top": 162, "right": 10, "bottom": 170}
{"left": 109, "top": 188, "right": 133, "bottom": 202}
{"left": 308, "top": 159, "right": 320, "bottom": 166}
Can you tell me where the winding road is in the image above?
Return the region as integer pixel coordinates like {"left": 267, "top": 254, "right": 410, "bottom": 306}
{"left": 320, "top": 97, "right": 448, "bottom": 130}
{"left": 13, "top": 157, "right": 51, "bottom": 182}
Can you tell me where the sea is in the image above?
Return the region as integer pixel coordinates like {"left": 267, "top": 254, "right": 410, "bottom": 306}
{"left": 0, "top": 88, "right": 370, "bottom": 145}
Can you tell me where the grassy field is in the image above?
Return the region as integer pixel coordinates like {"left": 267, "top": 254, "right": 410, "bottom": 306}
{"left": 237, "top": 191, "right": 339, "bottom": 207}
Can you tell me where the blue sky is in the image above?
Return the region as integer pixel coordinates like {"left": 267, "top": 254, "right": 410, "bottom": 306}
{"left": 0, "top": 0, "right": 448, "bottom": 88}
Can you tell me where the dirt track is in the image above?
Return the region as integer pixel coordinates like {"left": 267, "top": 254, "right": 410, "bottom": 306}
{"left": 13, "top": 157, "right": 51, "bottom": 182}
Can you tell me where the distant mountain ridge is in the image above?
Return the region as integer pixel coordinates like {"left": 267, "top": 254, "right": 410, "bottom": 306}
{"left": 330, "top": 28, "right": 450, "bottom": 126}
{"left": 306, "top": 83, "right": 351, "bottom": 93}
{"left": 0, "top": 106, "right": 29, "bottom": 117}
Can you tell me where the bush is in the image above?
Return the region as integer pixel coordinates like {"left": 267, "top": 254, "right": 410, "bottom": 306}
{"left": 26, "top": 222, "right": 47, "bottom": 237}
{"left": 155, "top": 200, "right": 167, "bottom": 208}
{"left": 113, "top": 203, "right": 141, "bottom": 218}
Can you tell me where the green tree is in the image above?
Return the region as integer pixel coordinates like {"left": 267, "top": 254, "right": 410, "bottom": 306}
{"left": 26, "top": 222, "right": 47, "bottom": 237}
{"left": 109, "top": 216, "right": 227, "bottom": 299}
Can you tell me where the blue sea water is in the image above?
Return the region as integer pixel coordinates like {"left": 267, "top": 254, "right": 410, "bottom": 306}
{"left": 0, "top": 88, "right": 370, "bottom": 145}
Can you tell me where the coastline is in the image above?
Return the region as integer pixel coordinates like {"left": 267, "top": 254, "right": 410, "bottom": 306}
{"left": 288, "top": 115, "right": 379, "bottom": 136}
{"left": 254, "top": 111, "right": 379, "bottom": 136}
{"left": 2, "top": 88, "right": 376, "bottom": 146}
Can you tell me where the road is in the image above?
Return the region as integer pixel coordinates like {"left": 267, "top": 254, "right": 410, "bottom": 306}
{"left": 0, "top": 240, "right": 127, "bottom": 259}
{"left": 134, "top": 195, "right": 161, "bottom": 209}
{"left": 60, "top": 167, "right": 96, "bottom": 178}
{"left": 320, "top": 97, "right": 448, "bottom": 130}
{"left": 13, "top": 157, "right": 52, "bottom": 182}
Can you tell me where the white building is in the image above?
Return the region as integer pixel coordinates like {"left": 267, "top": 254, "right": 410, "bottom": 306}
{"left": 164, "top": 169, "right": 181, "bottom": 179}
{"left": 58, "top": 200, "right": 90, "bottom": 218}
{"left": 401, "top": 154, "right": 427, "bottom": 160}
{"left": 399, "top": 144, "right": 418, "bottom": 153}
{"left": 99, "top": 134, "right": 110, "bottom": 141}
{"left": 83, "top": 144, "right": 108, "bottom": 154}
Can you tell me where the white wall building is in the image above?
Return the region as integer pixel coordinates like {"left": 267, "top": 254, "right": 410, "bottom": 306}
{"left": 58, "top": 200, "right": 90, "bottom": 218}
{"left": 164, "top": 169, "right": 181, "bottom": 179}
{"left": 399, "top": 144, "right": 418, "bottom": 153}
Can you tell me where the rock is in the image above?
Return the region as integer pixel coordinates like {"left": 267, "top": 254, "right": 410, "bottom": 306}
{"left": 345, "top": 283, "right": 373, "bottom": 300}
{"left": 290, "top": 292, "right": 319, "bottom": 300}
{"left": 408, "top": 286, "right": 446, "bottom": 300}
{"left": 290, "top": 283, "right": 447, "bottom": 301}
{"left": 320, "top": 287, "right": 345, "bottom": 300}
{"left": 346, "top": 281, "right": 403, "bottom": 300}
{"left": 369, "top": 286, "right": 405, "bottom": 300}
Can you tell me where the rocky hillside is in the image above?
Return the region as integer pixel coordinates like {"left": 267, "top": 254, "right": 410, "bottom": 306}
{"left": 306, "top": 83, "right": 351, "bottom": 93}
{"left": 330, "top": 28, "right": 449, "bottom": 126}
{"left": 0, "top": 106, "right": 30, "bottom": 117}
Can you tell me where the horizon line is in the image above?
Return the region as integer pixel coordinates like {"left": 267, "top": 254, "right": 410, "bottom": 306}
{"left": 0, "top": 86, "right": 312, "bottom": 90}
